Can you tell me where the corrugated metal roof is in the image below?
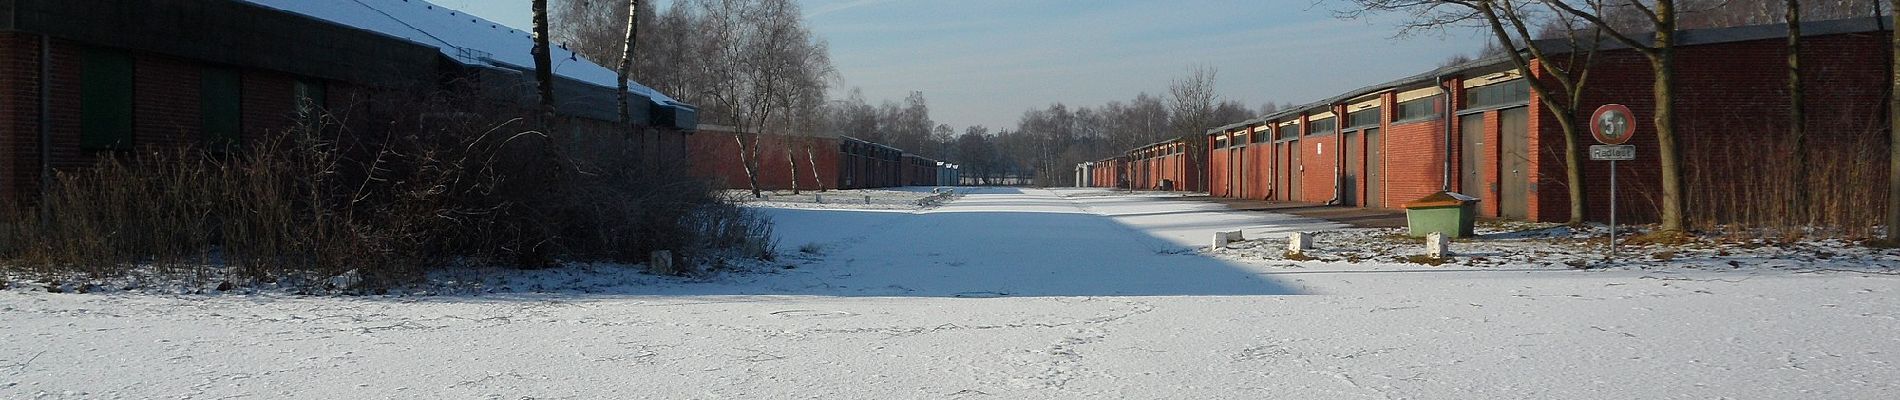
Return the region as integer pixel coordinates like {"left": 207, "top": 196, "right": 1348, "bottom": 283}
{"left": 240, "top": 0, "right": 694, "bottom": 116}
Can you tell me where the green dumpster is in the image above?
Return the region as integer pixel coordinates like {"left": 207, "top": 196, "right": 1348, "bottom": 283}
{"left": 1404, "top": 191, "right": 1479, "bottom": 238}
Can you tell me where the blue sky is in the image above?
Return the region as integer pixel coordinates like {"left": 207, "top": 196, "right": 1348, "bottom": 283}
{"left": 446, "top": 0, "right": 1490, "bottom": 131}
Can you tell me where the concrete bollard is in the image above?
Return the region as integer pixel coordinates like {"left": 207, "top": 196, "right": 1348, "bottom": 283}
{"left": 864, "top": 195, "right": 872, "bottom": 204}
{"left": 1426, "top": 232, "right": 1450, "bottom": 259}
{"left": 649, "top": 250, "right": 675, "bottom": 275}
{"left": 1210, "top": 230, "right": 1244, "bottom": 250}
{"left": 1287, "top": 232, "right": 1313, "bottom": 254}
{"left": 815, "top": 194, "right": 824, "bottom": 204}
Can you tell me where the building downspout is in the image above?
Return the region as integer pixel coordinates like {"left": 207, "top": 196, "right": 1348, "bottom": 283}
{"left": 1438, "top": 75, "right": 1453, "bottom": 192}
{"left": 1330, "top": 104, "right": 1345, "bottom": 204}
{"left": 1262, "top": 125, "right": 1275, "bottom": 201}
{"left": 37, "top": 34, "right": 50, "bottom": 206}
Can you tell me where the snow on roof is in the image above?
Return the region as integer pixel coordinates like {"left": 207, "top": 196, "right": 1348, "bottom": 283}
{"left": 240, "top": 0, "right": 686, "bottom": 109}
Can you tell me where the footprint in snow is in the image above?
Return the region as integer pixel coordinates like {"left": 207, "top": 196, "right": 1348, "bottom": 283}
{"left": 769, "top": 309, "right": 857, "bottom": 318}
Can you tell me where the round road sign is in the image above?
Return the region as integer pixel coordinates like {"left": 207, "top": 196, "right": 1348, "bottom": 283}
{"left": 1590, "top": 104, "right": 1635, "bottom": 145}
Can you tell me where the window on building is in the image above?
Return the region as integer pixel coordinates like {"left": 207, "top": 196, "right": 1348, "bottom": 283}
{"left": 1394, "top": 95, "right": 1440, "bottom": 122}
{"left": 82, "top": 47, "right": 135, "bottom": 151}
{"left": 1253, "top": 127, "right": 1271, "bottom": 143}
{"left": 1348, "top": 107, "right": 1382, "bottom": 128}
{"left": 294, "top": 77, "right": 326, "bottom": 120}
{"left": 1215, "top": 136, "right": 1228, "bottom": 148}
{"left": 1307, "top": 118, "right": 1337, "bottom": 136}
{"left": 1464, "top": 79, "right": 1530, "bottom": 110}
{"left": 1279, "top": 123, "right": 1299, "bottom": 140}
{"left": 202, "top": 67, "right": 242, "bottom": 152}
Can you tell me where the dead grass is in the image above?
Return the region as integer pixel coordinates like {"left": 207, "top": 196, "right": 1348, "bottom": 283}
{"left": 1403, "top": 254, "right": 1449, "bottom": 266}
{"left": 0, "top": 90, "right": 771, "bottom": 291}
{"left": 1684, "top": 111, "right": 1888, "bottom": 239}
{"left": 1626, "top": 230, "right": 1695, "bottom": 247}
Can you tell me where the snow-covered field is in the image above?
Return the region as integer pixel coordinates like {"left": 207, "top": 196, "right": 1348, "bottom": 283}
{"left": 3, "top": 187, "right": 1898, "bottom": 399}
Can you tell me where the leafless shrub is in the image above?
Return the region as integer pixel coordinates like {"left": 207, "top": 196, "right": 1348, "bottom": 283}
{"left": 0, "top": 88, "right": 768, "bottom": 291}
{"left": 1683, "top": 118, "right": 1889, "bottom": 240}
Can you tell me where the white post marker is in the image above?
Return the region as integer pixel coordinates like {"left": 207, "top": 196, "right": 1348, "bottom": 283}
{"left": 1590, "top": 104, "right": 1638, "bottom": 261}
{"left": 1287, "top": 232, "right": 1312, "bottom": 254}
{"left": 1426, "top": 232, "right": 1449, "bottom": 259}
{"left": 1210, "top": 230, "right": 1243, "bottom": 250}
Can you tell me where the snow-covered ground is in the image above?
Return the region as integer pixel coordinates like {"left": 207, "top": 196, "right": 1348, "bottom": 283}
{"left": 3, "top": 188, "right": 1898, "bottom": 399}
{"left": 724, "top": 187, "right": 958, "bottom": 211}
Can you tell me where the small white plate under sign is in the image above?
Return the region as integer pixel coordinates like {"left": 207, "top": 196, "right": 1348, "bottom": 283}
{"left": 1590, "top": 145, "right": 1635, "bottom": 161}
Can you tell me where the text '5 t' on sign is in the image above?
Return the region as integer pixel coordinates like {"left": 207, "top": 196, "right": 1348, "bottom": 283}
{"left": 1591, "top": 104, "right": 1636, "bottom": 145}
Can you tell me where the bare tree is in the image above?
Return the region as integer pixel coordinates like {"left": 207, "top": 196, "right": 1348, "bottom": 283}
{"left": 1889, "top": 0, "right": 1898, "bottom": 241}
{"left": 689, "top": 0, "right": 833, "bottom": 197}
{"left": 1788, "top": 0, "right": 1810, "bottom": 224}
{"left": 1168, "top": 65, "right": 1220, "bottom": 136}
{"left": 1169, "top": 66, "right": 1222, "bottom": 191}
{"left": 1542, "top": 0, "right": 1688, "bottom": 233}
{"left": 617, "top": 0, "right": 642, "bottom": 127}
{"left": 531, "top": 0, "right": 557, "bottom": 120}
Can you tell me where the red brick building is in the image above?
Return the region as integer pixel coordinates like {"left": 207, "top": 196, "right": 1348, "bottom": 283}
{"left": 1188, "top": 17, "right": 1891, "bottom": 224}
{"left": 688, "top": 128, "right": 955, "bottom": 191}
{"left": 1077, "top": 138, "right": 1198, "bottom": 191}
{"left": 0, "top": 0, "right": 697, "bottom": 204}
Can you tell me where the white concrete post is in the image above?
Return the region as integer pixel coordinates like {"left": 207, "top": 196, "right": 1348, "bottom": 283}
{"left": 1426, "top": 232, "right": 1450, "bottom": 259}
{"left": 1209, "top": 230, "right": 1243, "bottom": 250}
{"left": 650, "top": 250, "right": 675, "bottom": 275}
{"left": 815, "top": 194, "right": 824, "bottom": 204}
{"left": 864, "top": 195, "right": 872, "bottom": 204}
{"left": 1287, "top": 232, "right": 1312, "bottom": 254}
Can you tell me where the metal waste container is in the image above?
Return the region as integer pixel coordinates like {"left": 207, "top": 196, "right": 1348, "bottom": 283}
{"left": 1404, "top": 191, "right": 1479, "bottom": 238}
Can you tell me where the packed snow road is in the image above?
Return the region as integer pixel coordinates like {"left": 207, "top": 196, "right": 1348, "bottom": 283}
{"left": 3, "top": 187, "right": 1898, "bottom": 399}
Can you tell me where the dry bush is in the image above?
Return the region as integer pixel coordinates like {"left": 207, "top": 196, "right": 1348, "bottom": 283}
{"left": 1682, "top": 115, "right": 1889, "bottom": 240}
{"left": 0, "top": 88, "right": 771, "bottom": 290}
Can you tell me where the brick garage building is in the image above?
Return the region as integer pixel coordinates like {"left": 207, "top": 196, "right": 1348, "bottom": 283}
{"left": 687, "top": 127, "right": 841, "bottom": 192}
{"left": 688, "top": 128, "right": 956, "bottom": 191}
{"left": 1195, "top": 17, "right": 1891, "bottom": 224}
{"left": 0, "top": 0, "right": 696, "bottom": 204}
{"left": 1079, "top": 137, "right": 1199, "bottom": 192}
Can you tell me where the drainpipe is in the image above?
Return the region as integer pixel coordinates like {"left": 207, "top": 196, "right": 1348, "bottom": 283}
{"left": 1324, "top": 104, "right": 1345, "bottom": 206}
{"left": 37, "top": 34, "right": 51, "bottom": 205}
{"left": 1438, "top": 75, "right": 1453, "bottom": 193}
{"left": 1261, "top": 124, "right": 1275, "bottom": 201}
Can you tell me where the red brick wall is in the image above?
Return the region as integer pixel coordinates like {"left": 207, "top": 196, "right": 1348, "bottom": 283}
{"left": 240, "top": 69, "right": 296, "bottom": 144}
{"left": 1207, "top": 135, "right": 1228, "bottom": 196}
{"left": 132, "top": 53, "right": 201, "bottom": 149}
{"left": 0, "top": 33, "right": 36, "bottom": 204}
{"left": 1299, "top": 117, "right": 1338, "bottom": 202}
{"left": 1384, "top": 118, "right": 1449, "bottom": 208}
{"left": 43, "top": 39, "right": 84, "bottom": 176}
{"left": 1534, "top": 30, "right": 1892, "bottom": 223}
{"left": 1245, "top": 140, "right": 1271, "bottom": 200}
{"left": 688, "top": 129, "right": 842, "bottom": 191}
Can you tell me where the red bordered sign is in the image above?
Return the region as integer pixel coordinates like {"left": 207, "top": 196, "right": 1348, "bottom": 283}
{"left": 1590, "top": 104, "right": 1636, "bottom": 145}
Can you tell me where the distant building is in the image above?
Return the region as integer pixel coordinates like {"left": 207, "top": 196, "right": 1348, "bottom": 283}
{"left": 0, "top": 0, "right": 696, "bottom": 203}
{"left": 1088, "top": 17, "right": 1891, "bottom": 224}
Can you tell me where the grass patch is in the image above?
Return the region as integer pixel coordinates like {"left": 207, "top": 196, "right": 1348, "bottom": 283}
{"left": 1864, "top": 238, "right": 1900, "bottom": 249}
{"left": 1403, "top": 254, "right": 1449, "bottom": 266}
{"left": 1626, "top": 230, "right": 1695, "bottom": 246}
{"left": 1283, "top": 251, "right": 1318, "bottom": 261}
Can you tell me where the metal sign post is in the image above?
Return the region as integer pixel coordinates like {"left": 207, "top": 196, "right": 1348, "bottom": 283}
{"left": 1590, "top": 104, "right": 1637, "bottom": 262}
